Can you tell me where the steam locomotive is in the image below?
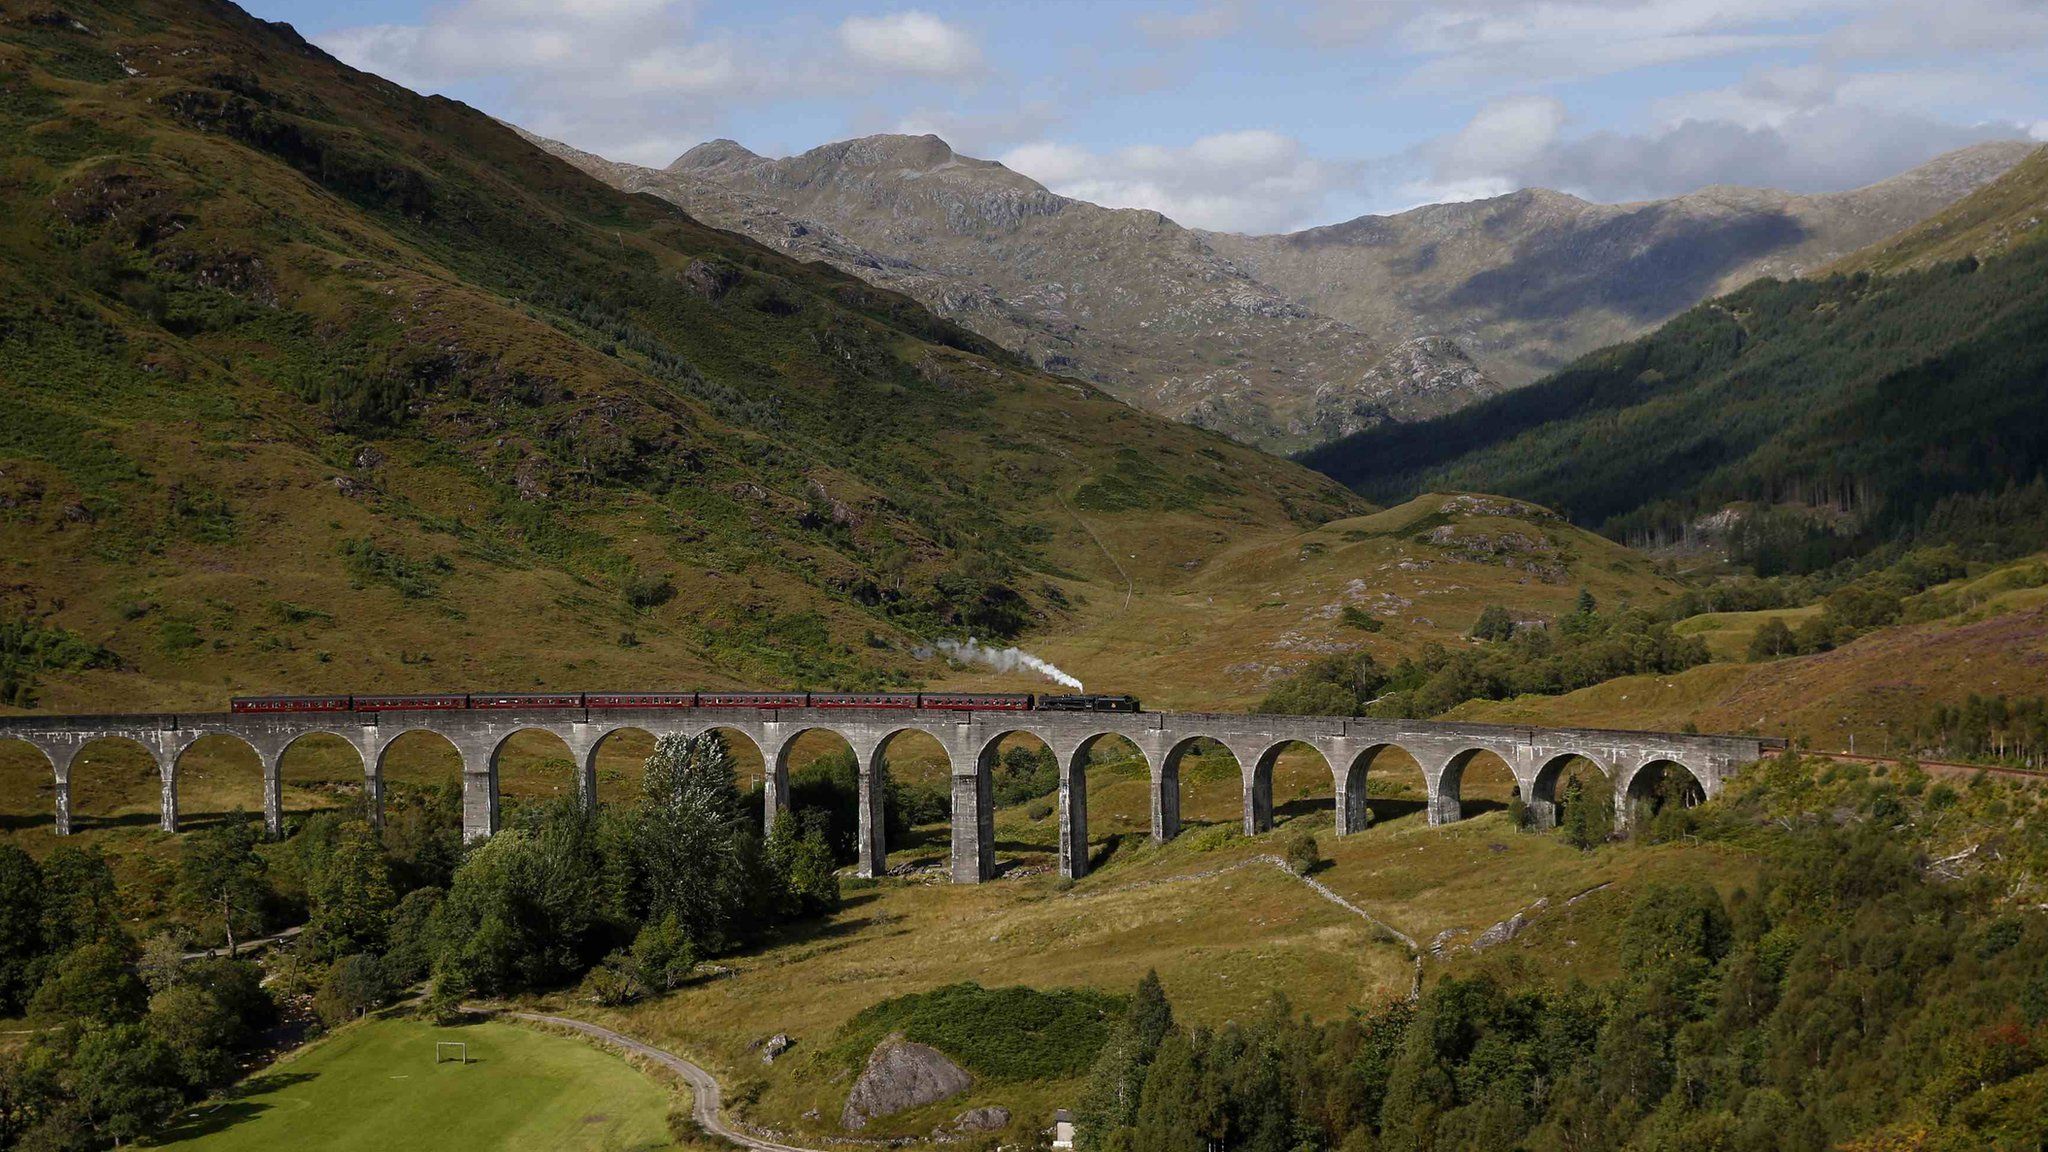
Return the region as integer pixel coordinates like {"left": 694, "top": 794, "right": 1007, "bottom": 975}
{"left": 228, "top": 691, "right": 1143, "bottom": 714}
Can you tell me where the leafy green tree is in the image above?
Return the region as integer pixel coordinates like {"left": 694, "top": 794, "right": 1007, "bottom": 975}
{"left": 630, "top": 914, "right": 697, "bottom": 995}
{"left": 136, "top": 932, "right": 186, "bottom": 997}
{"left": 433, "top": 802, "right": 617, "bottom": 994}
{"left": 37, "top": 845, "right": 122, "bottom": 956}
{"left": 0, "top": 845, "right": 44, "bottom": 1014}
{"left": 1076, "top": 972, "right": 1175, "bottom": 1151}
{"left": 1746, "top": 616, "right": 1796, "bottom": 660}
{"left": 1620, "top": 883, "right": 1731, "bottom": 976}
{"left": 635, "top": 732, "right": 757, "bottom": 951}
{"left": 177, "top": 812, "right": 268, "bottom": 956}
{"left": 1560, "top": 775, "right": 1614, "bottom": 849}
{"left": 145, "top": 984, "right": 239, "bottom": 1086}
{"left": 308, "top": 819, "right": 395, "bottom": 959}
{"left": 29, "top": 941, "right": 145, "bottom": 1026}
{"left": 763, "top": 810, "right": 840, "bottom": 917}
{"left": 1470, "top": 604, "right": 1517, "bottom": 641}
{"left": 68, "top": 1023, "right": 184, "bottom": 1146}
{"left": 314, "top": 955, "right": 391, "bottom": 1028}
{"left": 381, "top": 886, "right": 444, "bottom": 986}
{"left": 1258, "top": 652, "right": 1388, "bottom": 716}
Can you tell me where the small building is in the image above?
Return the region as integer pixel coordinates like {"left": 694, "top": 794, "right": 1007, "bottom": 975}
{"left": 1052, "top": 1109, "right": 1075, "bottom": 1150}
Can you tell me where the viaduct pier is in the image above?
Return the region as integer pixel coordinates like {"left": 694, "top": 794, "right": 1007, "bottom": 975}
{"left": 0, "top": 708, "right": 1780, "bottom": 883}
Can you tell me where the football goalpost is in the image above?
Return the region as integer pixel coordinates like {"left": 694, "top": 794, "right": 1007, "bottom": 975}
{"left": 434, "top": 1041, "right": 470, "bottom": 1065}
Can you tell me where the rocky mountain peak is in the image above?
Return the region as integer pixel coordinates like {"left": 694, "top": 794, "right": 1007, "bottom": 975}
{"left": 668, "top": 138, "right": 763, "bottom": 175}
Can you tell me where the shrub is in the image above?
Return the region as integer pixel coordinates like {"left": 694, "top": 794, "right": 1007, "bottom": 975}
{"left": 623, "top": 573, "right": 676, "bottom": 611}
{"left": 1282, "top": 829, "right": 1321, "bottom": 876}
{"left": 832, "top": 983, "right": 1126, "bottom": 1081}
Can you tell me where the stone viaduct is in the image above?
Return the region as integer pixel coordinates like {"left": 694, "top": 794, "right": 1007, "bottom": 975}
{"left": 0, "top": 707, "right": 1780, "bottom": 883}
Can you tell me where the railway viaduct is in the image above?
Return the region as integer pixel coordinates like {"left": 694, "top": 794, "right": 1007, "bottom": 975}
{"left": 0, "top": 708, "right": 1779, "bottom": 883}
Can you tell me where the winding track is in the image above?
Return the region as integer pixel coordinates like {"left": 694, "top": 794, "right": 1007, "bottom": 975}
{"left": 498, "top": 1011, "right": 822, "bottom": 1152}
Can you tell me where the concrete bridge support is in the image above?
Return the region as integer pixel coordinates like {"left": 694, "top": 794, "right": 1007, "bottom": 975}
{"left": 1149, "top": 766, "right": 1181, "bottom": 844}
{"left": 1058, "top": 746, "right": 1089, "bottom": 880}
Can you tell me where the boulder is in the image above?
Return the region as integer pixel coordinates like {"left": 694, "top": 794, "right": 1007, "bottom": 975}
{"left": 762, "top": 1033, "right": 794, "bottom": 1064}
{"left": 954, "top": 1106, "right": 1011, "bottom": 1132}
{"left": 841, "top": 1033, "right": 972, "bottom": 1130}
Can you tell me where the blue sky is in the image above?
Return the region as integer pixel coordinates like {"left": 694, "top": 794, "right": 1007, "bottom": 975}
{"left": 245, "top": 0, "right": 2048, "bottom": 232}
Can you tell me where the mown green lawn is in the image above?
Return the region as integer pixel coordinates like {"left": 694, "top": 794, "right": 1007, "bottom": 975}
{"left": 157, "top": 1018, "right": 680, "bottom": 1151}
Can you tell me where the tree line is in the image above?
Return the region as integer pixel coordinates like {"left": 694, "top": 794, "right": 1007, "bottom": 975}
{"left": 1260, "top": 590, "right": 1709, "bottom": 719}
{"left": 1074, "top": 754, "right": 2048, "bottom": 1151}
{"left": 0, "top": 731, "right": 840, "bottom": 1149}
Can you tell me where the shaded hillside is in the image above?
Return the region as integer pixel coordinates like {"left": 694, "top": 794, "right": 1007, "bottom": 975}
{"left": 1207, "top": 142, "right": 2034, "bottom": 384}
{"left": 527, "top": 130, "right": 1502, "bottom": 453}
{"left": 1301, "top": 161, "right": 2048, "bottom": 573}
{"left": 0, "top": 0, "right": 1360, "bottom": 712}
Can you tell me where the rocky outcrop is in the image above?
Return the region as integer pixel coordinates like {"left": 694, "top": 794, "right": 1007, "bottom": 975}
{"left": 953, "top": 1106, "right": 1011, "bottom": 1132}
{"left": 841, "top": 1034, "right": 972, "bottom": 1130}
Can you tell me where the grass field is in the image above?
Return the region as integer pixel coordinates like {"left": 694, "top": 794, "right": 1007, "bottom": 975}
{"left": 157, "top": 1018, "right": 682, "bottom": 1151}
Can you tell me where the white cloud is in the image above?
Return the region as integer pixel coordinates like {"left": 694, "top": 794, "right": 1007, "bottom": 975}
{"left": 1001, "top": 130, "right": 1348, "bottom": 233}
{"left": 1828, "top": 0, "right": 2048, "bottom": 59}
{"left": 1430, "top": 95, "right": 1567, "bottom": 176}
{"left": 839, "top": 11, "right": 983, "bottom": 77}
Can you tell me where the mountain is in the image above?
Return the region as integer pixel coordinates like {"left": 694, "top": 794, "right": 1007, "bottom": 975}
{"left": 1832, "top": 145, "right": 2048, "bottom": 274}
{"left": 0, "top": 0, "right": 1362, "bottom": 713}
{"left": 1300, "top": 146, "right": 2048, "bottom": 573}
{"left": 1204, "top": 142, "right": 2037, "bottom": 385}
{"left": 525, "top": 131, "right": 1504, "bottom": 453}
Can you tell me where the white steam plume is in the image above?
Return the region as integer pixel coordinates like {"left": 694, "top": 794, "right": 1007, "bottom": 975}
{"left": 935, "top": 638, "right": 1083, "bottom": 691}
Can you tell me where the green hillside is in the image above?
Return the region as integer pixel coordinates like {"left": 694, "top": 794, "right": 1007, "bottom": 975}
{"left": 0, "top": 0, "right": 1358, "bottom": 712}
{"left": 1301, "top": 154, "right": 2048, "bottom": 575}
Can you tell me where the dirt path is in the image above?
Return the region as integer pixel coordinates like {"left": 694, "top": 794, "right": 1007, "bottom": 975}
{"left": 498, "top": 1010, "right": 822, "bottom": 1152}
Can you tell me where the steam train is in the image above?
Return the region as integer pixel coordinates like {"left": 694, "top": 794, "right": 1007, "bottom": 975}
{"left": 228, "top": 691, "right": 1143, "bottom": 714}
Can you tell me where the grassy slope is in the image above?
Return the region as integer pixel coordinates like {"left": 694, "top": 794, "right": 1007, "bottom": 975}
{"left": 158, "top": 1017, "right": 679, "bottom": 1150}
{"left": 1034, "top": 492, "right": 1681, "bottom": 711}
{"left": 542, "top": 780, "right": 1759, "bottom": 1145}
{"left": 0, "top": 0, "right": 1358, "bottom": 715}
{"left": 1452, "top": 554, "right": 2048, "bottom": 746}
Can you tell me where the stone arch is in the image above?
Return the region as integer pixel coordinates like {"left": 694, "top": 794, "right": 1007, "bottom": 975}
{"left": 1432, "top": 746, "right": 1520, "bottom": 826}
{"left": 1251, "top": 739, "right": 1335, "bottom": 832}
{"left": 1334, "top": 742, "right": 1421, "bottom": 835}
{"left": 1064, "top": 731, "right": 1150, "bottom": 874}
{"left": 63, "top": 734, "right": 169, "bottom": 832}
{"left": 0, "top": 737, "right": 61, "bottom": 834}
{"left": 770, "top": 726, "right": 883, "bottom": 878}
{"left": 374, "top": 728, "right": 474, "bottom": 838}
{"left": 1528, "top": 753, "right": 1613, "bottom": 831}
{"left": 971, "top": 728, "right": 1060, "bottom": 882}
{"left": 168, "top": 732, "right": 265, "bottom": 833}
{"left": 275, "top": 729, "right": 371, "bottom": 834}
{"left": 1621, "top": 757, "right": 1707, "bottom": 829}
{"left": 1159, "top": 735, "right": 1242, "bottom": 839}
{"left": 488, "top": 727, "right": 582, "bottom": 813}
{"left": 874, "top": 726, "right": 957, "bottom": 871}
{"left": 585, "top": 725, "right": 661, "bottom": 807}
